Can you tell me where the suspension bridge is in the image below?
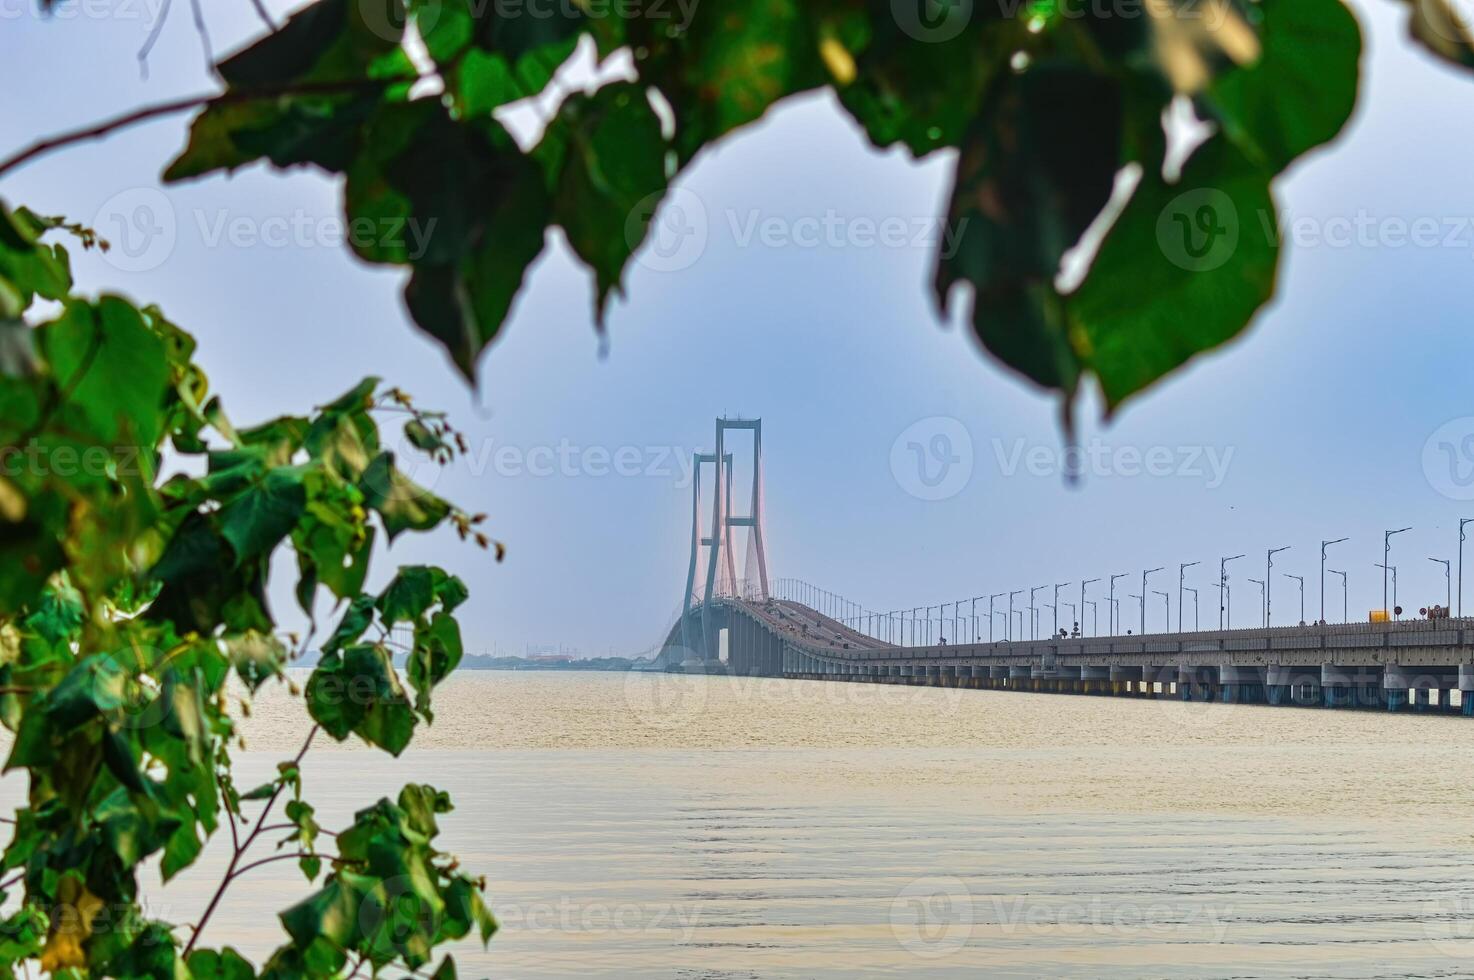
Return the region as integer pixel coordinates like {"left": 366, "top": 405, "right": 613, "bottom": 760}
{"left": 656, "top": 418, "right": 1474, "bottom": 713}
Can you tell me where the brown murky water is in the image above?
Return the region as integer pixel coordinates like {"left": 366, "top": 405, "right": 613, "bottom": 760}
{"left": 16, "top": 671, "right": 1474, "bottom": 977}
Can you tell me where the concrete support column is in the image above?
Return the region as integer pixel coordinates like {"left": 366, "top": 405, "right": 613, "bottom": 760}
{"left": 1080, "top": 665, "right": 1110, "bottom": 695}
{"left": 1219, "top": 665, "right": 1265, "bottom": 705}
{"left": 1110, "top": 666, "right": 1144, "bottom": 696}
{"left": 1323, "top": 664, "right": 1383, "bottom": 709}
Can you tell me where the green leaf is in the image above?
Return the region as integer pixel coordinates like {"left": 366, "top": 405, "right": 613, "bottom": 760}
{"left": 219, "top": 466, "right": 308, "bottom": 563}
{"left": 359, "top": 452, "right": 450, "bottom": 541}
{"left": 323, "top": 593, "right": 376, "bottom": 656}
{"left": 1067, "top": 136, "right": 1279, "bottom": 411}
{"left": 377, "top": 566, "right": 467, "bottom": 625}
{"left": 165, "top": 0, "right": 414, "bottom": 181}
{"left": 1202, "top": 0, "right": 1361, "bottom": 174}
{"left": 632, "top": 0, "right": 828, "bottom": 162}
{"left": 936, "top": 65, "right": 1124, "bottom": 393}
{"left": 40, "top": 296, "right": 171, "bottom": 447}
{"left": 345, "top": 104, "right": 549, "bottom": 379}
{"left": 223, "top": 630, "right": 288, "bottom": 689}
{"left": 541, "top": 83, "right": 669, "bottom": 321}
{"left": 307, "top": 644, "right": 416, "bottom": 754}
{"left": 409, "top": 612, "right": 463, "bottom": 720}
{"left": 187, "top": 947, "right": 258, "bottom": 980}
{"left": 839, "top": 17, "right": 1008, "bottom": 156}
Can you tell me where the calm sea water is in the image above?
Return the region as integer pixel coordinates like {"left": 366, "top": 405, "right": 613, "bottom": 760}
{"left": 16, "top": 671, "right": 1474, "bottom": 977}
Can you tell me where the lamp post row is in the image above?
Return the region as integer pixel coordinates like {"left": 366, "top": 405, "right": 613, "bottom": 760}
{"left": 774, "top": 521, "right": 1471, "bottom": 645}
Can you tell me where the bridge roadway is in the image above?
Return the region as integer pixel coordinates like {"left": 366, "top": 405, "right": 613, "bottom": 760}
{"left": 716, "top": 598, "right": 1474, "bottom": 713}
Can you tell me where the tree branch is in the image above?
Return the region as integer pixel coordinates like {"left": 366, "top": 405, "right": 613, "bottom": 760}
{"left": 0, "top": 79, "right": 394, "bottom": 181}
{"left": 185, "top": 725, "right": 318, "bottom": 955}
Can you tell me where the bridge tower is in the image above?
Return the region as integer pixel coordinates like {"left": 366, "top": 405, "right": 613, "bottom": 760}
{"left": 680, "top": 418, "right": 769, "bottom": 661}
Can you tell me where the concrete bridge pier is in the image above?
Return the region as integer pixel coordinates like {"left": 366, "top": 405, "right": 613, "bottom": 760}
{"left": 1080, "top": 665, "right": 1110, "bottom": 694}
{"left": 1152, "top": 667, "right": 1178, "bottom": 699}
{"left": 1265, "top": 665, "right": 1293, "bottom": 705}
{"left": 1461, "top": 665, "right": 1474, "bottom": 716}
{"left": 1322, "top": 664, "right": 1383, "bottom": 709}
{"left": 1177, "top": 666, "right": 1214, "bottom": 702}
{"left": 1219, "top": 665, "right": 1265, "bottom": 704}
{"left": 1007, "top": 665, "right": 1030, "bottom": 690}
{"left": 989, "top": 666, "right": 1008, "bottom": 689}
{"left": 1383, "top": 666, "right": 1415, "bottom": 712}
{"left": 1109, "top": 665, "right": 1142, "bottom": 696}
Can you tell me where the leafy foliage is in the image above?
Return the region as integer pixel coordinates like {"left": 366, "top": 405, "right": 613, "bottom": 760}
{"left": 0, "top": 201, "right": 498, "bottom": 977}
{"left": 154, "top": 0, "right": 1387, "bottom": 414}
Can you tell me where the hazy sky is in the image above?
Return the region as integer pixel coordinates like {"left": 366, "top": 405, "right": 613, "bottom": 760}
{"left": 7, "top": 0, "right": 1474, "bottom": 654}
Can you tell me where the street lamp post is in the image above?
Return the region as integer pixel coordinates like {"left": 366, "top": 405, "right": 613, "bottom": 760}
{"left": 1320, "top": 537, "right": 1348, "bottom": 626}
{"left": 1283, "top": 573, "right": 1305, "bottom": 624}
{"left": 1053, "top": 582, "right": 1069, "bottom": 636}
{"left": 1375, "top": 563, "right": 1399, "bottom": 617}
{"left": 1461, "top": 519, "right": 1474, "bottom": 617}
{"left": 1153, "top": 590, "right": 1170, "bottom": 627}
{"left": 1007, "top": 591, "right": 1021, "bottom": 641}
{"left": 1029, "top": 586, "right": 1045, "bottom": 640}
{"left": 1126, "top": 595, "right": 1141, "bottom": 632}
{"left": 1249, "top": 577, "right": 1266, "bottom": 619}
{"left": 1109, "top": 574, "right": 1128, "bottom": 635}
{"left": 1385, "top": 527, "right": 1411, "bottom": 618}
{"left": 1219, "top": 555, "right": 1245, "bottom": 630}
{"left": 1178, "top": 562, "right": 1200, "bottom": 632}
{"left": 1430, "top": 557, "right": 1451, "bottom": 612}
{"left": 1081, "top": 578, "right": 1100, "bottom": 636}
{"left": 989, "top": 593, "right": 1005, "bottom": 642}
{"left": 1327, "top": 569, "right": 1348, "bottom": 622}
{"left": 1141, "top": 568, "right": 1163, "bottom": 634}
{"left": 1064, "top": 602, "right": 1077, "bottom": 635}
{"left": 1185, "top": 586, "right": 1199, "bottom": 630}
{"left": 1266, "top": 547, "right": 1290, "bottom": 626}
{"left": 1086, "top": 600, "right": 1098, "bottom": 635}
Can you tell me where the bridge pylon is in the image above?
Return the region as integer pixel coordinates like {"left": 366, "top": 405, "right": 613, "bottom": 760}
{"left": 679, "top": 418, "right": 769, "bottom": 662}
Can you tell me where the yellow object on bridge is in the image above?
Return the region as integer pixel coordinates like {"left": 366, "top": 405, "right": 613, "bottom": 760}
{"left": 1369, "top": 609, "right": 1390, "bottom": 623}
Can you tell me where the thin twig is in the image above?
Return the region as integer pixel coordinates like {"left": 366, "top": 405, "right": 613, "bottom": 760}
{"left": 185, "top": 725, "right": 318, "bottom": 955}
{"left": 137, "top": 0, "right": 173, "bottom": 79}
{"left": 227, "top": 851, "right": 313, "bottom": 881}
{"left": 0, "top": 78, "right": 393, "bottom": 181}
{"left": 247, "top": 0, "right": 277, "bottom": 30}
{"left": 188, "top": 0, "right": 217, "bottom": 78}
